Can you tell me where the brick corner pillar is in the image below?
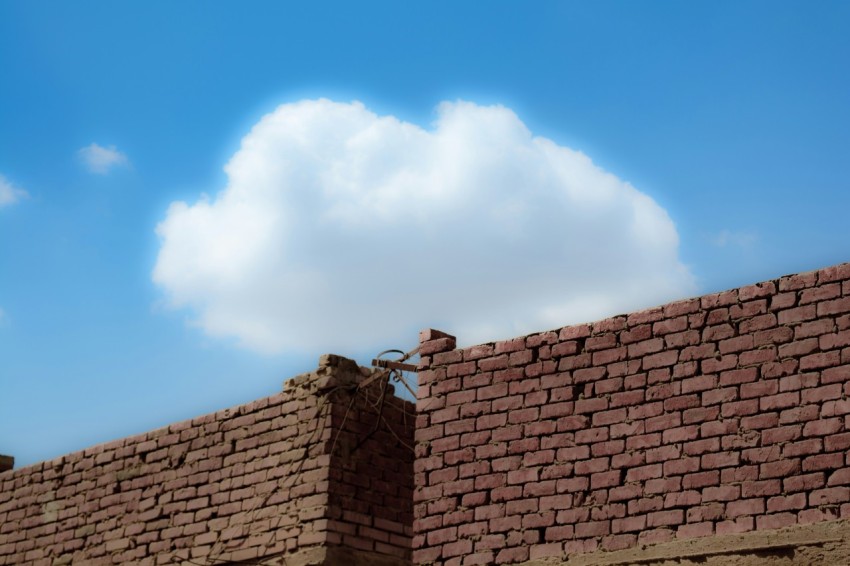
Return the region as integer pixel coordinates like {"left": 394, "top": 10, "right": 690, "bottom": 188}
{"left": 413, "top": 329, "right": 460, "bottom": 565}
{"left": 318, "top": 354, "right": 416, "bottom": 566}
{"left": 415, "top": 328, "right": 458, "bottom": 436}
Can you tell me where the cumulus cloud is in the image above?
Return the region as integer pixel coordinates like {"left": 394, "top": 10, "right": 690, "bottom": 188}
{"left": 153, "top": 99, "right": 695, "bottom": 354}
{"left": 0, "top": 174, "right": 28, "bottom": 208}
{"left": 78, "top": 143, "right": 130, "bottom": 174}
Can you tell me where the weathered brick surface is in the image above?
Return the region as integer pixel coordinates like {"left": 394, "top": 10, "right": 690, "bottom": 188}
{"left": 415, "top": 262, "right": 850, "bottom": 564}
{"left": 0, "top": 354, "right": 414, "bottom": 566}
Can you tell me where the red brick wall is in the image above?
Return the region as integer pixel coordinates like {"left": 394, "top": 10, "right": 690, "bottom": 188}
{"left": 0, "top": 354, "right": 414, "bottom": 565}
{"left": 414, "top": 262, "right": 850, "bottom": 565}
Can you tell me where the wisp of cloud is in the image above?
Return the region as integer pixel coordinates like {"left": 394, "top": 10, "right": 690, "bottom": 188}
{"left": 0, "top": 174, "right": 28, "bottom": 208}
{"left": 78, "top": 143, "right": 130, "bottom": 175}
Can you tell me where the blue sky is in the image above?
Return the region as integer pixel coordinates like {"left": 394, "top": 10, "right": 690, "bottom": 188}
{"left": 1, "top": 1, "right": 848, "bottom": 468}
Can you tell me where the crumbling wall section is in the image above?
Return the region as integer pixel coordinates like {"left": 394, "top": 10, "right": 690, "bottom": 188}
{"left": 414, "top": 262, "right": 850, "bottom": 565}
{"left": 0, "top": 354, "right": 414, "bottom": 566}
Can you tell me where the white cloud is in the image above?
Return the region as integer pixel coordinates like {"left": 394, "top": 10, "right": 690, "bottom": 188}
{"left": 153, "top": 99, "right": 696, "bottom": 355}
{"left": 0, "top": 174, "right": 28, "bottom": 208}
{"left": 712, "top": 229, "right": 757, "bottom": 249}
{"left": 78, "top": 143, "right": 130, "bottom": 175}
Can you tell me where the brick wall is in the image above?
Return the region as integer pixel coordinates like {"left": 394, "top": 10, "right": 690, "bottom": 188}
{"left": 0, "top": 354, "right": 414, "bottom": 566}
{"left": 414, "top": 262, "right": 850, "bottom": 565}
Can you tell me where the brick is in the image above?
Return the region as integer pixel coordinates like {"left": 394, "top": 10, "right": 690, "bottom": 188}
{"left": 611, "top": 390, "right": 645, "bottom": 408}
{"left": 592, "top": 408, "right": 627, "bottom": 427}
{"left": 701, "top": 421, "right": 738, "bottom": 440}
{"left": 665, "top": 330, "right": 700, "bottom": 349}
{"left": 477, "top": 383, "right": 508, "bottom": 401}
{"left": 599, "top": 533, "right": 637, "bottom": 551}
{"left": 554, "top": 443, "right": 590, "bottom": 463}
{"left": 825, "top": 433, "right": 850, "bottom": 451}
{"left": 828, "top": 469, "right": 850, "bottom": 486}
{"left": 495, "top": 337, "right": 527, "bottom": 354}
{"left": 784, "top": 473, "right": 825, "bottom": 493}
{"left": 647, "top": 382, "right": 678, "bottom": 401}
{"left": 629, "top": 401, "right": 663, "bottom": 420}
{"left": 762, "top": 425, "right": 802, "bottom": 444}
{"left": 717, "top": 517, "right": 755, "bottom": 535}
{"left": 422, "top": 336, "right": 459, "bottom": 356}
{"left": 664, "top": 457, "right": 700, "bottom": 476}
{"left": 796, "top": 318, "right": 837, "bottom": 338}
{"left": 739, "top": 314, "right": 778, "bottom": 335}
{"left": 803, "top": 453, "right": 844, "bottom": 471}
{"left": 722, "top": 399, "right": 759, "bottom": 418}
{"left": 591, "top": 470, "right": 622, "bottom": 489}
{"left": 494, "top": 367, "right": 525, "bottom": 382}
{"left": 628, "top": 338, "right": 664, "bottom": 358}
{"left": 624, "top": 464, "right": 662, "bottom": 483}
{"left": 664, "top": 395, "right": 700, "bottom": 411}
{"left": 702, "top": 387, "right": 738, "bottom": 406}
{"left": 739, "top": 347, "right": 777, "bottom": 366}
{"left": 778, "top": 338, "right": 819, "bottom": 358}
{"left": 646, "top": 413, "right": 681, "bottom": 433}
{"left": 682, "top": 407, "right": 720, "bottom": 425}
{"left": 803, "top": 418, "right": 842, "bottom": 436}
{"left": 631, "top": 307, "right": 671, "bottom": 328}
{"left": 810, "top": 487, "right": 850, "bottom": 506}
{"left": 760, "top": 392, "right": 800, "bottom": 411}
{"left": 800, "top": 351, "right": 841, "bottom": 371}
{"left": 742, "top": 480, "right": 781, "bottom": 498}
{"left": 818, "top": 263, "right": 850, "bottom": 283}
{"left": 720, "top": 430, "right": 759, "bottom": 450}
{"left": 646, "top": 509, "right": 684, "bottom": 528}
{"left": 554, "top": 416, "right": 588, "bottom": 435}
{"left": 766, "top": 493, "right": 806, "bottom": 512}
{"left": 677, "top": 522, "right": 714, "bottom": 539}
{"left": 642, "top": 350, "right": 679, "bottom": 370}
{"left": 701, "top": 451, "right": 740, "bottom": 469}
{"left": 719, "top": 335, "right": 754, "bottom": 354}
{"left": 720, "top": 367, "right": 758, "bottom": 386}
{"left": 683, "top": 471, "right": 719, "bottom": 489}
{"left": 575, "top": 397, "right": 609, "bottom": 414}
{"left": 654, "top": 316, "right": 688, "bottom": 335}
{"left": 823, "top": 365, "right": 850, "bottom": 384}
{"left": 761, "top": 458, "right": 801, "bottom": 479}
{"left": 821, "top": 331, "right": 850, "bottom": 350}
{"left": 662, "top": 489, "right": 698, "bottom": 507}
{"left": 754, "top": 326, "right": 794, "bottom": 346}
{"left": 798, "top": 507, "right": 840, "bottom": 525}
{"left": 780, "top": 405, "right": 819, "bottom": 425}
{"left": 741, "top": 380, "right": 779, "bottom": 399}
{"left": 592, "top": 440, "right": 625, "bottom": 457}
{"left": 756, "top": 513, "right": 797, "bottom": 531}
{"left": 778, "top": 305, "right": 817, "bottom": 325}
{"left": 819, "top": 297, "right": 850, "bottom": 316}
{"left": 783, "top": 439, "right": 823, "bottom": 458}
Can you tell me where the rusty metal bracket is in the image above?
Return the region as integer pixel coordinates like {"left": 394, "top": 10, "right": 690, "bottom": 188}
{"left": 357, "top": 369, "right": 390, "bottom": 390}
{"left": 372, "top": 358, "right": 418, "bottom": 372}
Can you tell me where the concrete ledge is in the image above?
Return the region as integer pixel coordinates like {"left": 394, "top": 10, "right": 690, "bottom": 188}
{"left": 523, "top": 520, "right": 850, "bottom": 566}
{"left": 242, "top": 545, "right": 410, "bottom": 566}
